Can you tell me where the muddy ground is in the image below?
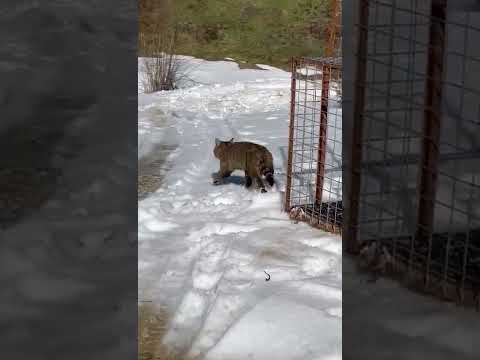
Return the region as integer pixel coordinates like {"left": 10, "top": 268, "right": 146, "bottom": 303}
{"left": 138, "top": 144, "right": 176, "bottom": 201}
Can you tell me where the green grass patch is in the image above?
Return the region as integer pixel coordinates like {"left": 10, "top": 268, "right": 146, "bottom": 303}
{"left": 141, "top": 0, "right": 330, "bottom": 70}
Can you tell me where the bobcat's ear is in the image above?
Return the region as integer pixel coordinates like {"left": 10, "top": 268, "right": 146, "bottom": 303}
{"left": 229, "top": 138, "right": 234, "bottom": 143}
{"left": 215, "top": 138, "right": 220, "bottom": 146}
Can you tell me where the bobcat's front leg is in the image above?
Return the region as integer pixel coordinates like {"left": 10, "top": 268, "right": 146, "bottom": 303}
{"left": 244, "top": 170, "right": 253, "bottom": 188}
{"left": 213, "top": 163, "right": 232, "bottom": 185}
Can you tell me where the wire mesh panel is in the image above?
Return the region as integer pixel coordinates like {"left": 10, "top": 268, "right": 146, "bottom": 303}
{"left": 285, "top": 57, "right": 343, "bottom": 233}
{"left": 348, "top": 0, "right": 480, "bottom": 309}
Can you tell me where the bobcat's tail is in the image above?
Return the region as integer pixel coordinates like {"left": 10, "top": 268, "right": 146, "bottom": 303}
{"left": 256, "top": 154, "right": 275, "bottom": 187}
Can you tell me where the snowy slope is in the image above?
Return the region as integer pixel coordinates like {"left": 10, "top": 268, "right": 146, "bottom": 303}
{"left": 138, "top": 56, "right": 342, "bottom": 360}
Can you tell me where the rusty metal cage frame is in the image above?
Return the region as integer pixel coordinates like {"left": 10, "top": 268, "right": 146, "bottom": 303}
{"left": 347, "top": 0, "right": 480, "bottom": 309}
{"left": 285, "top": 56, "right": 343, "bottom": 234}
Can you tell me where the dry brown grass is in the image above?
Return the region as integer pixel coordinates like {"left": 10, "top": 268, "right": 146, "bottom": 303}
{"left": 139, "top": 304, "right": 194, "bottom": 360}
{"left": 139, "top": 0, "right": 170, "bottom": 37}
{"left": 257, "top": 248, "right": 293, "bottom": 263}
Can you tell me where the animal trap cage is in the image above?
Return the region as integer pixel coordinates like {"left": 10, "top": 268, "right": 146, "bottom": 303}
{"left": 285, "top": 57, "right": 343, "bottom": 234}
{"left": 347, "top": 0, "right": 480, "bottom": 309}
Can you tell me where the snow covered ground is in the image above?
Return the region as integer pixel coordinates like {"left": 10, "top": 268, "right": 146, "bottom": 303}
{"left": 138, "top": 57, "right": 342, "bottom": 360}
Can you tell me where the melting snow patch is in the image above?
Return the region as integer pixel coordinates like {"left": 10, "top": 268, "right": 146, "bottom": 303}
{"left": 213, "top": 196, "right": 236, "bottom": 206}
{"left": 144, "top": 220, "right": 179, "bottom": 233}
{"left": 302, "top": 256, "right": 338, "bottom": 276}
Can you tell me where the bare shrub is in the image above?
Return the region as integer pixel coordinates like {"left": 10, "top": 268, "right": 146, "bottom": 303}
{"left": 140, "top": 25, "right": 191, "bottom": 93}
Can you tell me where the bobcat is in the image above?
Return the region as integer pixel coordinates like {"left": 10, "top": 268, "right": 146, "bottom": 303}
{"left": 213, "top": 138, "right": 275, "bottom": 193}
{"left": 357, "top": 240, "right": 394, "bottom": 282}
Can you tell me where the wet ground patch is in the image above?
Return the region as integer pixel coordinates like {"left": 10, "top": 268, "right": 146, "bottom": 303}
{"left": 138, "top": 144, "right": 177, "bottom": 201}
{"left": 139, "top": 303, "right": 193, "bottom": 360}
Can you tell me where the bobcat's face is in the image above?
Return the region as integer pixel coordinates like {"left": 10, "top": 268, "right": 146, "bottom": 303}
{"left": 213, "top": 143, "right": 226, "bottom": 160}
{"left": 213, "top": 138, "right": 234, "bottom": 159}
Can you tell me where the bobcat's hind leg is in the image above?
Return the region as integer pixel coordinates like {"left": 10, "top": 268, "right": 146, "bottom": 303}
{"left": 255, "top": 176, "right": 267, "bottom": 193}
{"left": 254, "top": 161, "right": 267, "bottom": 193}
{"left": 264, "top": 169, "right": 275, "bottom": 187}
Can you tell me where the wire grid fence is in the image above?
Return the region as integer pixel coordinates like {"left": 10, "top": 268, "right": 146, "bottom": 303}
{"left": 285, "top": 57, "right": 343, "bottom": 234}
{"left": 348, "top": 0, "right": 480, "bottom": 309}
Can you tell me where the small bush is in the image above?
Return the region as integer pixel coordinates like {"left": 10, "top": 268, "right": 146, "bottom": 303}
{"left": 140, "top": 26, "right": 186, "bottom": 93}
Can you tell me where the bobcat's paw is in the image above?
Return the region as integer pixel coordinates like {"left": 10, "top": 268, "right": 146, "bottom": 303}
{"left": 261, "top": 188, "right": 267, "bottom": 193}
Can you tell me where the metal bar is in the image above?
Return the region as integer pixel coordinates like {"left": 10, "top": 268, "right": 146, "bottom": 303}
{"left": 360, "top": 53, "right": 480, "bottom": 97}
{"left": 325, "top": 0, "right": 342, "bottom": 57}
{"left": 347, "top": 0, "right": 370, "bottom": 254}
{"left": 285, "top": 57, "right": 298, "bottom": 212}
{"left": 369, "top": 0, "right": 480, "bottom": 32}
{"left": 365, "top": 22, "right": 431, "bottom": 28}
{"left": 459, "top": 13, "right": 473, "bottom": 305}
{"left": 315, "top": 65, "right": 331, "bottom": 205}
{"left": 357, "top": 25, "right": 480, "bottom": 70}
{"left": 356, "top": 151, "right": 480, "bottom": 168}
{"left": 364, "top": 85, "right": 480, "bottom": 129}
{"left": 415, "top": 0, "right": 447, "bottom": 288}
{"left": 376, "top": 0, "right": 397, "bottom": 248}
{"left": 405, "top": 0, "right": 419, "bottom": 276}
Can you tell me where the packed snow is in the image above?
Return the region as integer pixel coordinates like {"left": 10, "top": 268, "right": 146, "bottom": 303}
{"left": 138, "top": 56, "right": 342, "bottom": 360}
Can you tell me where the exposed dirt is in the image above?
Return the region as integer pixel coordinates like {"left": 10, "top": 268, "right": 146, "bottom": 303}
{"left": 139, "top": 304, "right": 191, "bottom": 360}
{"left": 138, "top": 144, "right": 177, "bottom": 201}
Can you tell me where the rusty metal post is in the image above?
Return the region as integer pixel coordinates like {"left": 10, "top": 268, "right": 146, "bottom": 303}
{"left": 415, "top": 0, "right": 447, "bottom": 287}
{"left": 346, "top": 0, "right": 369, "bottom": 254}
{"left": 285, "top": 57, "right": 298, "bottom": 212}
{"left": 325, "top": 0, "right": 341, "bottom": 58}
{"left": 315, "top": 64, "right": 331, "bottom": 206}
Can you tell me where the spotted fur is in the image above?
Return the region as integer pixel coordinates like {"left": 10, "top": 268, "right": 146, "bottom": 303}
{"left": 213, "top": 138, "right": 275, "bottom": 192}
